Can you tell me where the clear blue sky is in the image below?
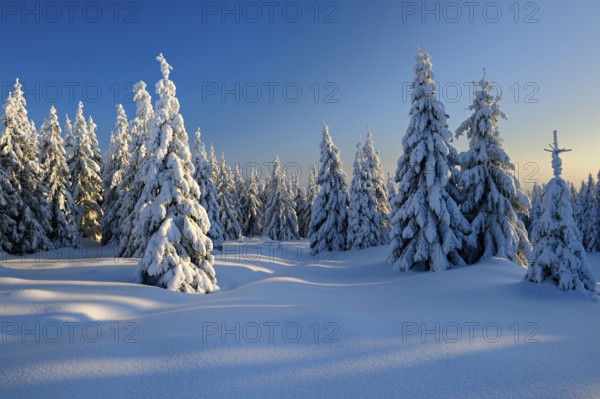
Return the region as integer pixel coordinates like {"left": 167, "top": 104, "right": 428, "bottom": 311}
{"left": 2, "top": 0, "right": 599, "bottom": 187}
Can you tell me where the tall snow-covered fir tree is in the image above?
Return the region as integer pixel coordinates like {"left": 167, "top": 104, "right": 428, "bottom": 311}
{"left": 217, "top": 154, "right": 243, "bottom": 240}
{"left": 133, "top": 53, "right": 217, "bottom": 294}
{"left": 101, "top": 104, "right": 130, "bottom": 245}
{"left": 0, "top": 80, "right": 53, "bottom": 253}
{"left": 362, "top": 130, "right": 391, "bottom": 242}
{"left": 389, "top": 49, "right": 469, "bottom": 271}
{"left": 263, "top": 155, "right": 299, "bottom": 241}
{"left": 118, "top": 81, "right": 155, "bottom": 257}
{"left": 71, "top": 101, "right": 103, "bottom": 241}
{"left": 241, "top": 169, "right": 263, "bottom": 237}
{"left": 526, "top": 131, "right": 597, "bottom": 294}
{"left": 455, "top": 69, "right": 531, "bottom": 266}
{"left": 192, "top": 129, "right": 225, "bottom": 250}
{"left": 298, "top": 167, "right": 317, "bottom": 238}
{"left": 309, "top": 123, "right": 350, "bottom": 255}
{"left": 576, "top": 174, "right": 598, "bottom": 252}
{"left": 39, "top": 106, "right": 79, "bottom": 247}
{"left": 348, "top": 142, "right": 385, "bottom": 249}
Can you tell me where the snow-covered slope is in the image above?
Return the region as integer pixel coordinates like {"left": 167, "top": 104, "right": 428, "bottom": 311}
{"left": 1, "top": 239, "right": 599, "bottom": 398}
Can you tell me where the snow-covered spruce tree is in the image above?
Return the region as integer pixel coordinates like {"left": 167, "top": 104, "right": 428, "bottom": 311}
{"left": 526, "top": 131, "right": 597, "bottom": 294}
{"left": 192, "top": 129, "right": 225, "bottom": 250}
{"left": 263, "top": 155, "right": 300, "bottom": 240}
{"left": 573, "top": 180, "right": 587, "bottom": 243}
{"left": 259, "top": 173, "right": 270, "bottom": 209}
{"left": 217, "top": 154, "right": 243, "bottom": 240}
{"left": 386, "top": 172, "right": 397, "bottom": 209}
{"left": 39, "top": 106, "right": 79, "bottom": 247}
{"left": 528, "top": 183, "right": 544, "bottom": 239}
{"left": 0, "top": 80, "right": 53, "bottom": 253}
{"left": 63, "top": 114, "right": 76, "bottom": 161}
{"left": 234, "top": 164, "right": 246, "bottom": 202}
{"left": 569, "top": 181, "right": 577, "bottom": 200}
{"left": 362, "top": 130, "right": 391, "bottom": 242}
{"left": 241, "top": 170, "right": 263, "bottom": 237}
{"left": 133, "top": 53, "right": 217, "bottom": 293}
{"left": 29, "top": 120, "right": 39, "bottom": 156}
{"left": 576, "top": 174, "right": 599, "bottom": 252}
{"left": 348, "top": 142, "right": 385, "bottom": 249}
{"left": 87, "top": 116, "right": 103, "bottom": 171}
{"left": 101, "top": 104, "right": 130, "bottom": 245}
{"left": 71, "top": 101, "right": 103, "bottom": 241}
{"left": 309, "top": 123, "right": 349, "bottom": 255}
{"left": 292, "top": 175, "right": 308, "bottom": 238}
{"left": 455, "top": 69, "right": 531, "bottom": 266}
{"left": 0, "top": 165, "right": 20, "bottom": 253}
{"left": 209, "top": 144, "right": 219, "bottom": 183}
{"left": 298, "top": 167, "right": 317, "bottom": 238}
{"left": 118, "top": 81, "right": 155, "bottom": 257}
{"left": 389, "top": 50, "right": 469, "bottom": 271}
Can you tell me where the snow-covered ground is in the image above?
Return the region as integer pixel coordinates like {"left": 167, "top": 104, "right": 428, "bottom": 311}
{"left": 1, "top": 239, "right": 599, "bottom": 398}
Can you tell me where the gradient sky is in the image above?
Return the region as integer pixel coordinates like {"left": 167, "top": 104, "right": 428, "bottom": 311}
{"left": 1, "top": 0, "right": 599, "bottom": 188}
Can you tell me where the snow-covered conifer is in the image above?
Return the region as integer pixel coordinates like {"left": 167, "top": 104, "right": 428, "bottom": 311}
{"left": 241, "top": 170, "right": 263, "bottom": 237}
{"left": 573, "top": 180, "right": 587, "bottom": 242}
{"left": 209, "top": 144, "right": 219, "bottom": 183}
{"left": 362, "top": 130, "right": 391, "bottom": 241}
{"left": 455, "top": 69, "right": 531, "bottom": 266}
{"left": 71, "top": 101, "right": 103, "bottom": 241}
{"left": 291, "top": 175, "right": 308, "bottom": 238}
{"left": 101, "top": 104, "right": 130, "bottom": 244}
{"left": 576, "top": 174, "right": 599, "bottom": 252}
{"left": 118, "top": 81, "right": 155, "bottom": 257}
{"left": 389, "top": 50, "right": 470, "bottom": 271}
{"left": 0, "top": 80, "right": 52, "bottom": 253}
{"left": 386, "top": 172, "right": 397, "bottom": 208}
{"left": 526, "top": 131, "right": 597, "bottom": 294}
{"left": 39, "top": 106, "right": 79, "bottom": 247}
{"left": 217, "top": 154, "right": 243, "bottom": 240}
{"left": 348, "top": 142, "right": 385, "bottom": 249}
{"left": 63, "top": 115, "right": 76, "bottom": 162}
{"left": 87, "top": 116, "right": 102, "bottom": 170}
{"left": 263, "top": 155, "right": 299, "bottom": 240}
{"left": 234, "top": 164, "right": 245, "bottom": 201}
{"left": 298, "top": 167, "right": 317, "bottom": 238}
{"left": 528, "top": 183, "right": 544, "bottom": 239}
{"left": 134, "top": 54, "right": 217, "bottom": 293}
{"left": 192, "top": 129, "right": 224, "bottom": 250}
{"left": 309, "top": 123, "right": 349, "bottom": 255}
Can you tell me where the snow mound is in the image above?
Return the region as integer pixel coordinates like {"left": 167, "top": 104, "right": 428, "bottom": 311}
{"left": 1, "top": 241, "right": 599, "bottom": 398}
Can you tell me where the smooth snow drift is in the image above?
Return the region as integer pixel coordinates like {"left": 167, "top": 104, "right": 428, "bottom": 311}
{"left": 1, "top": 240, "right": 599, "bottom": 398}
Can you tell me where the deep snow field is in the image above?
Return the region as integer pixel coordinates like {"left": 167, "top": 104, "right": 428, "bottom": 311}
{"left": 1, "top": 238, "right": 599, "bottom": 398}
